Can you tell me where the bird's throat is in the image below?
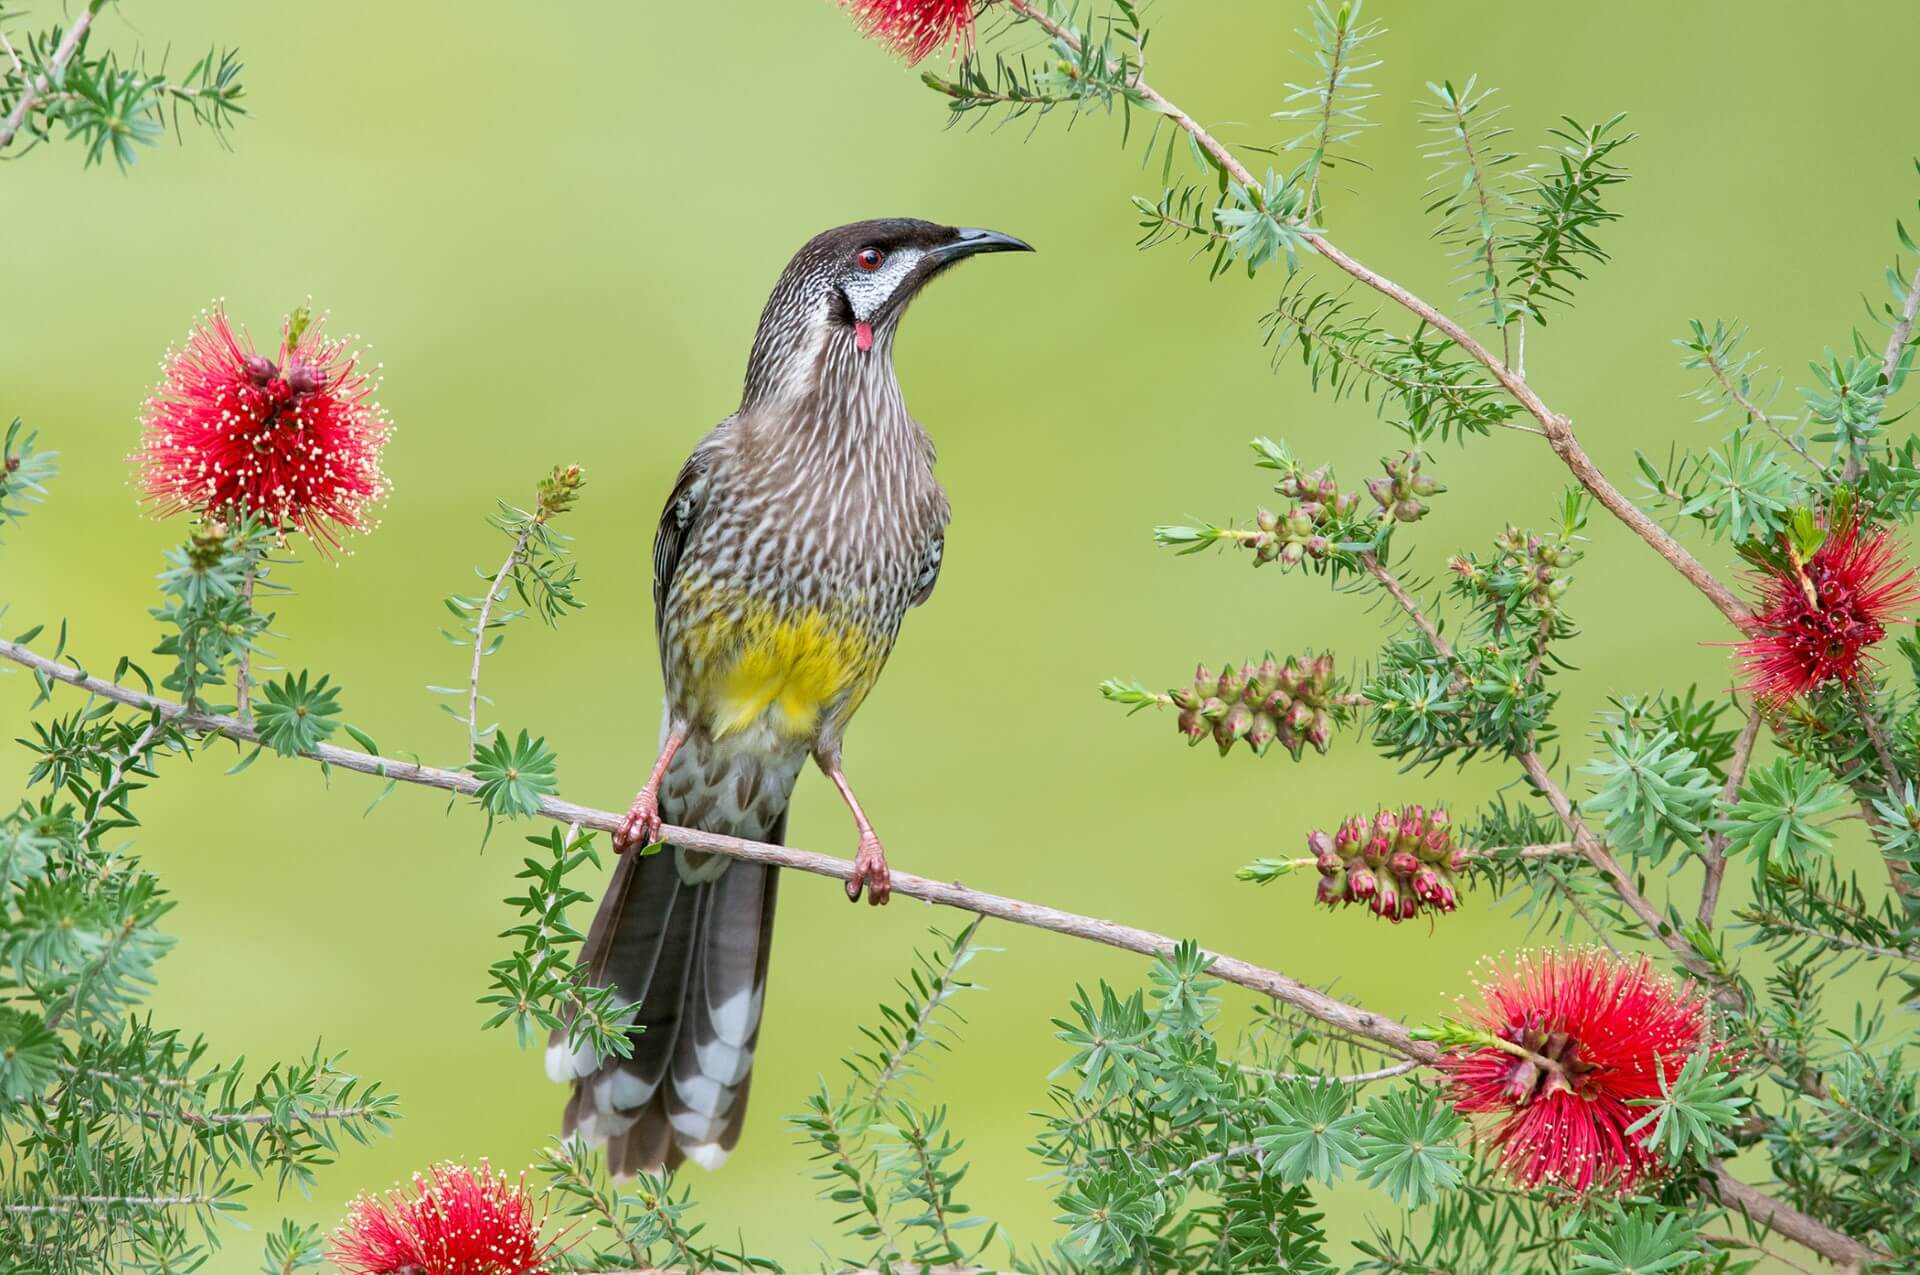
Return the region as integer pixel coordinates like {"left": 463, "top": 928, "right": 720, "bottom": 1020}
{"left": 854, "top": 321, "right": 873, "bottom": 353}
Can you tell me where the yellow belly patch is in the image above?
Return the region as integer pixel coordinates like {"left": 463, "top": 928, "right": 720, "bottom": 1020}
{"left": 681, "top": 583, "right": 878, "bottom": 739}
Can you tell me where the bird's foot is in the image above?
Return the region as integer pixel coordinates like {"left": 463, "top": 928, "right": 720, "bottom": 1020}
{"left": 613, "top": 789, "right": 664, "bottom": 855}
{"left": 847, "top": 831, "right": 892, "bottom": 906}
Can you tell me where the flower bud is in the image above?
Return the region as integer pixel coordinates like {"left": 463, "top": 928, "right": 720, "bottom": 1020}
{"left": 1200, "top": 696, "right": 1228, "bottom": 722}
{"left": 1335, "top": 815, "right": 1367, "bottom": 858}
{"left": 1388, "top": 849, "right": 1419, "bottom": 878}
{"left": 1363, "top": 832, "right": 1391, "bottom": 867}
{"left": 1256, "top": 507, "right": 1280, "bottom": 533}
{"left": 1373, "top": 807, "right": 1400, "bottom": 841}
{"left": 1374, "top": 880, "right": 1400, "bottom": 917}
{"left": 242, "top": 353, "right": 278, "bottom": 383}
{"left": 1307, "top": 711, "right": 1333, "bottom": 752}
{"left": 1411, "top": 474, "right": 1445, "bottom": 497}
{"left": 1305, "top": 534, "right": 1331, "bottom": 559}
{"left": 284, "top": 361, "right": 325, "bottom": 395}
{"left": 1287, "top": 509, "right": 1316, "bottom": 538}
{"left": 1177, "top": 707, "right": 1207, "bottom": 744}
{"left": 1217, "top": 664, "right": 1246, "bottom": 701}
{"left": 1393, "top": 498, "right": 1426, "bottom": 523}
{"left": 1246, "top": 711, "right": 1278, "bottom": 755}
{"left": 1279, "top": 541, "right": 1306, "bottom": 567}
{"left": 1347, "top": 865, "right": 1377, "bottom": 900}
{"left": 1315, "top": 875, "right": 1342, "bottom": 907}
{"left": 1366, "top": 476, "right": 1393, "bottom": 509}
{"left": 1218, "top": 703, "right": 1252, "bottom": 754}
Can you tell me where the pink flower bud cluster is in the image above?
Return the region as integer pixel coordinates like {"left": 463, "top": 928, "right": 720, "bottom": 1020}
{"left": 1449, "top": 522, "right": 1579, "bottom": 613}
{"left": 1308, "top": 803, "right": 1466, "bottom": 922}
{"left": 1240, "top": 452, "right": 1444, "bottom": 568}
{"left": 1365, "top": 450, "right": 1444, "bottom": 525}
{"left": 1170, "top": 652, "right": 1343, "bottom": 759}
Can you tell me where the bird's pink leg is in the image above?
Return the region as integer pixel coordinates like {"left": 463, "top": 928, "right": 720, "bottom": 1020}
{"left": 818, "top": 753, "right": 891, "bottom": 906}
{"left": 613, "top": 725, "right": 687, "bottom": 854}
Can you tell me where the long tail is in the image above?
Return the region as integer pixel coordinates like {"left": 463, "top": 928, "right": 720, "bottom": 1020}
{"left": 548, "top": 736, "right": 792, "bottom": 1173}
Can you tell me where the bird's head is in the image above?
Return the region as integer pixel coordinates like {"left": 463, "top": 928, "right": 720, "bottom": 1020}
{"left": 742, "top": 218, "right": 1032, "bottom": 405}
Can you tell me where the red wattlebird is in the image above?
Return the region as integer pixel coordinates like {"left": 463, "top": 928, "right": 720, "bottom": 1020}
{"left": 549, "top": 219, "right": 1032, "bottom": 1172}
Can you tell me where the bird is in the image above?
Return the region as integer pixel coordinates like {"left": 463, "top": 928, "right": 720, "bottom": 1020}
{"left": 548, "top": 218, "right": 1032, "bottom": 1174}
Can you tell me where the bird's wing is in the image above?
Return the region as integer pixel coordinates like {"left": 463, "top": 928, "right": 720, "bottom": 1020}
{"left": 653, "top": 418, "right": 735, "bottom": 651}
{"left": 908, "top": 530, "right": 944, "bottom": 608}
{"left": 908, "top": 483, "right": 951, "bottom": 609}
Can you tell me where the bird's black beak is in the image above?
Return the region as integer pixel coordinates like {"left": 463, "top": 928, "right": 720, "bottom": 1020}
{"left": 930, "top": 227, "right": 1035, "bottom": 262}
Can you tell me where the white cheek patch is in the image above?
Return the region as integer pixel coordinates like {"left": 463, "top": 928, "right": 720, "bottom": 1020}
{"left": 843, "top": 247, "right": 927, "bottom": 322}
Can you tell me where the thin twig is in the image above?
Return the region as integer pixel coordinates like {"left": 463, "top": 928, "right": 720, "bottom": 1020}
{"left": 468, "top": 526, "right": 534, "bottom": 762}
{"left": 3, "top": 1193, "right": 212, "bottom": 1216}
{"left": 0, "top": 2, "right": 99, "bottom": 152}
{"left": 1701, "top": 343, "right": 1819, "bottom": 468}
{"left": 0, "top": 636, "right": 1437, "bottom": 1063}
{"left": 1844, "top": 263, "right": 1920, "bottom": 482}
{"left": 1255, "top": 1059, "right": 1418, "bottom": 1086}
{"left": 1700, "top": 709, "right": 1762, "bottom": 928}
{"left": 1002, "top": 0, "right": 1756, "bottom": 635}
{"left": 1355, "top": 549, "right": 1719, "bottom": 986}
{"left": 74, "top": 718, "right": 165, "bottom": 848}
{"left": 234, "top": 567, "right": 256, "bottom": 719}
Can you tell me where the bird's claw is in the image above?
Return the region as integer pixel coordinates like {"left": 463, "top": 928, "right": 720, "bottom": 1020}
{"left": 613, "top": 790, "right": 663, "bottom": 855}
{"left": 847, "top": 832, "right": 892, "bottom": 906}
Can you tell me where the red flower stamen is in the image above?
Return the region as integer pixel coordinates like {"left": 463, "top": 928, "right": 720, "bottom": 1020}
{"left": 1736, "top": 515, "right": 1916, "bottom": 704}
{"left": 330, "top": 1160, "right": 557, "bottom": 1275}
{"left": 1437, "top": 950, "right": 1710, "bottom": 1196}
{"left": 845, "top": 0, "right": 981, "bottom": 64}
{"left": 134, "top": 304, "right": 391, "bottom": 552}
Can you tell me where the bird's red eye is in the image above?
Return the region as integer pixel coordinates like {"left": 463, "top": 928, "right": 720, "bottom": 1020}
{"left": 855, "top": 248, "right": 885, "bottom": 271}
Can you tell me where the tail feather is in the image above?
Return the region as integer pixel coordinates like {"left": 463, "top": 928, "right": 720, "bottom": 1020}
{"left": 552, "top": 736, "right": 791, "bottom": 1174}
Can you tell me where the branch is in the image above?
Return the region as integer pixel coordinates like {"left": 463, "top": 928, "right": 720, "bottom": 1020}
{"left": 1699, "top": 708, "right": 1762, "bottom": 927}
{"left": 1003, "top": 0, "right": 1755, "bottom": 634}
{"left": 1709, "top": 1165, "right": 1877, "bottom": 1270}
{"left": 0, "top": 2, "right": 99, "bottom": 152}
{"left": 0, "top": 635, "right": 1435, "bottom": 1064}
{"left": 1356, "top": 548, "right": 1721, "bottom": 986}
{"left": 3, "top": 633, "right": 1874, "bottom": 1265}
{"left": 1844, "top": 263, "right": 1920, "bottom": 482}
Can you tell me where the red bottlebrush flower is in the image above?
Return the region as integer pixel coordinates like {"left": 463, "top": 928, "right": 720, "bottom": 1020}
{"left": 135, "top": 304, "right": 390, "bottom": 551}
{"left": 1438, "top": 950, "right": 1709, "bottom": 1195}
{"left": 1737, "top": 515, "right": 1916, "bottom": 703}
{"left": 845, "top": 0, "right": 981, "bottom": 63}
{"left": 330, "top": 1161, "right": 556, "bottom": 1275}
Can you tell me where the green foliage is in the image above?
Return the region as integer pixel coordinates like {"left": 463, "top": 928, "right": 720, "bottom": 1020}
{"left": 1256, "top": 1080, "right": 1367, "bottom": 1185}
{"left": 1273, "top": 0, "right": 1383, "bottom": 225}
{"left": 0, "top": 7, "right": 246, "bottom": 170}
{"left": 148, "top": 516, "right": 277, "bottom": 712}
{"left": 1420, "top": 76, "right": 1521, "bottom": 329}
{"left": 1354, "top": 1087, "right": 1468, "bottom": 1209}
{"left": 1714, "top": 756, "right": 1848, "bottom": 870}
{"left": 787, "top": 922, "right": 996, "bottom": 1273}
{"left": 1582, "top": 726, "right": 1718, "bottom": 861}
{"left": 439, "top": 465, "right": 585, "bottom": 752}
{"left": 1625, "top": 1051, "right": 1748, "bottom": 1168}
{"left": 0, "top": 418, "right": 58, "bottom": 539}
{"left": 480, "top": 826, "right": 634, "bottom": 1061}
{"left": 251, "top": 670, "right": 341, "bottom": 757}
{"left": 1263, "top": 282, "right": 1520, "bottom": 442}
{"left": 467, "top": 728, "right": 559, "bottom": 836}
{"left": 1569, "top": 1204, "right": 1702, "bottom": 1274}
{"left": 540, "top": 1137, "right": 778, "bottom": 1272}
{"left": 1505, "top": 115, "right": 1634, "bottom": 326}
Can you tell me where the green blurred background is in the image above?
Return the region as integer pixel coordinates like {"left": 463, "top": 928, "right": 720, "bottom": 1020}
{"left": 6, "top": 1, "right": 1920, "bottom": 1267}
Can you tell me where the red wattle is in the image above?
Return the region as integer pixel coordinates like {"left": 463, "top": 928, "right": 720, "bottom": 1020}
{"left": 855, "top": 321, "right": 873, "bottom": 352}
